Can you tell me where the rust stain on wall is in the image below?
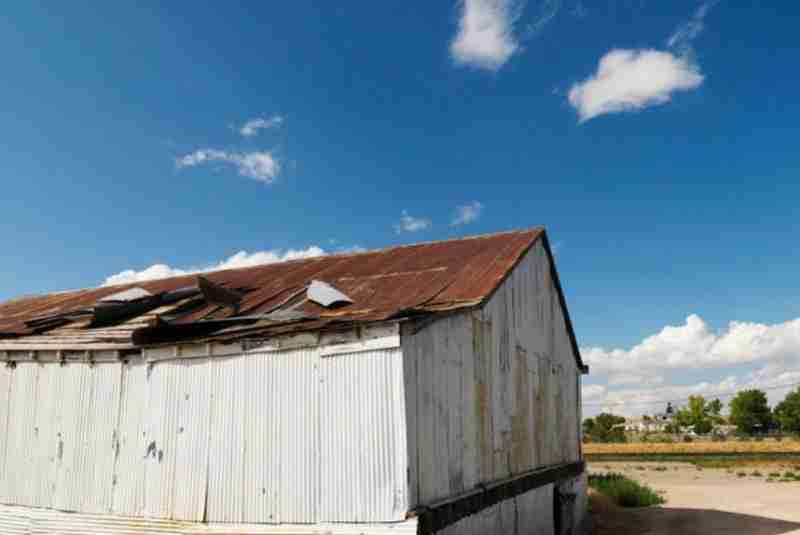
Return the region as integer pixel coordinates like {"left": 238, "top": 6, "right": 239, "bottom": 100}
{"left": 510, "top": 344, "right": 532, "bottom": 473}
{"left": 472, "top": 314, "right": 494, "bottom": 483}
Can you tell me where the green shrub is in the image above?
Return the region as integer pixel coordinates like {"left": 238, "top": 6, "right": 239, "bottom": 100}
{"left": 751, "top": 470, "right": 763, "bottom": 477}
{"left": 588, "top": 473, "right": 665, "bottom": 508}
{"left": 737, "top": 472, "right": 747, "bottom": 477}
{"left": 784, "top": 471, "right": 796, "bottom": 479}
{"left": 769, "top": 472, "right": 781, "bottom": 478}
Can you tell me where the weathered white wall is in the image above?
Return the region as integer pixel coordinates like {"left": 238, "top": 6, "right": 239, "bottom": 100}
{"left": 434, "top": 484, "right": 554, "bottom": 535}
{"left": 403, "top": 241, "right": 582, "bottom": 506}
{"left": 0, "top": 328, "right": 410, "bottom": 526}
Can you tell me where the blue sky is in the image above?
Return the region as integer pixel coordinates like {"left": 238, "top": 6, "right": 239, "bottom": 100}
{"left": 1, "top": 1, "right": 799, "bottom": 415}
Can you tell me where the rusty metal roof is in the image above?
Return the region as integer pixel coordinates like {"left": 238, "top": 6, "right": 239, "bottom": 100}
{"left": 0, "top": 229, "right": 580, "bottom": 355}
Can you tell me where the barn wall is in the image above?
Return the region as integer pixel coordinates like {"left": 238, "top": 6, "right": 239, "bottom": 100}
{"left": 403, "top": 240, "right": 582, "bottom": 506}
{"left": 0, "top": 327, "right": 410, "bottom": 526}
{"left": 433, "top": 484, "right": 554, "bottom": 535}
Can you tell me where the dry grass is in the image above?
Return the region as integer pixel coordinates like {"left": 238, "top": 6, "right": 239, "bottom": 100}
{"left": 585, "top": 441, "right": 800, "bottom": 455}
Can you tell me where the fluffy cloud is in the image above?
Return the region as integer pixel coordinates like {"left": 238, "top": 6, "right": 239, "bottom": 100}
{"left": 239, "top": 116, "right": 284, "bottom": 137}
{"left": 103, "top": 246, "right": 326, "bottom": 286}
{"left": 451, "top": 201, "right": 484, "bottom": 226}
{"left": 584, "top": 314, "right": 800, "bottom": 376}
{"left": 176, "top": 149, "right": 280, "bottom": 183}
{"left": 451, "top": 0, "right": 521, "bottom": 71}
{"left": 568, "top": 49, "right": 703, "bottom": 122}
{"left": 394, "top": 210, "right": 431, "bottom": 233}
{"left": 582, "top": 314, "right": 800, "bottom": 417}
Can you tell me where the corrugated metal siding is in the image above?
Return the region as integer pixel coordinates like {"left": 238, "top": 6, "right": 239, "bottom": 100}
{"left": 0, "top": 327, "right": 411, "bottom": 527}
{"left": 433, "top": 484, "right": 553, "bottom": 535}
{"left": 0, "top": 365, "right": 10, "bottom": 505}
{"left": 404, "top": 241, "right": 582, "bottom": 506}
{"left": 206, "top": 346, "right": 319, "bottom": 524}
{"left": 144, "top": 359, "right": 213, "bottom": 521}
{"left": 0, "top": 363, "right": 123, "bottom": 513}
{"left": 111, "top": 361, "right": 147, "bottom": 516}
{"left": 3, "top": 362, "right": 40, "bottom": 507}
{"left": 319, "top": 347, "right": 408, "bottom": 522}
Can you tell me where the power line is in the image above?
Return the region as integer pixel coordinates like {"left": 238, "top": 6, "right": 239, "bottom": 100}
{"left": 583, "top": 379, "right": 800, "bottom": 407}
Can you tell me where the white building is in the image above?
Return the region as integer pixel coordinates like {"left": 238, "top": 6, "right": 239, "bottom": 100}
{"left": 0, "top": 229, "right": 588, "bottom": 535}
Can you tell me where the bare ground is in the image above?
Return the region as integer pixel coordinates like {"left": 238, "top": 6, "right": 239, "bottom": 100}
{"left": 590, "top": 462, "right": 800, "bottom": 535}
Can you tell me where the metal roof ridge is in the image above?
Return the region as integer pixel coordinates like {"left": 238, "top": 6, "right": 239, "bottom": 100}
{"left": 20, "top": 227, "right": 547, "bottom": 296}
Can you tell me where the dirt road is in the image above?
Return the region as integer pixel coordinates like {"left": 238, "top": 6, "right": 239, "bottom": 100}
{"left": 591, "top": 462, "right": 800, "bottom": 535}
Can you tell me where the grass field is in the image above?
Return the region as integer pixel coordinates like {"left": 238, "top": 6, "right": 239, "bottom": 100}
{"left": 584, "top": 441, "right": 800, "bottom": 455}
{"left": 585, "top": 441, "right": 800, "bottom": 469}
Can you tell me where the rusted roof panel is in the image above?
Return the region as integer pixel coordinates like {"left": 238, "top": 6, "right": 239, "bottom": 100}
{"left": 0, "top": 229, "right": 545, "bottom": 348}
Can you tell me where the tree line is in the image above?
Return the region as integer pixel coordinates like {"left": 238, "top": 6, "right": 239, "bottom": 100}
{"left": 583, "top": 386, "right": 800, "bottom": 443}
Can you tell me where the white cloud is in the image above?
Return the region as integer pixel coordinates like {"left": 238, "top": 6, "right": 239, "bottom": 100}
{"left": 177, "top": 149, "right": 280, "bottom": 183}
{"left": 103, "top": 246, "right": 326, "bottom": 286}
{"left": 667, "top": 0, "right": 718, "bottom": 52}
{"left": 584, "top": 314, "right": 800, "bottom": 376}
{"left": 582, "top": 314, "right": 800, "bottom": 417}
{"left": 394, "top": 210, "right": 431, "bottom": 233}
{"left": 239, "top": 116, "right": 284, "bottom": 137}
{"left": 451, "top": 201, "right": 484, "bottom": 226}
{"left": 568, "top": 49, "right": 703, "bottom": 122}
{"left": 451, "top": 0, "right": 521, "bottom": 71}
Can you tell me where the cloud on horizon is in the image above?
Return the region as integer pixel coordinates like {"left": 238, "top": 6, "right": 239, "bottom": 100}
{"left": 582, "top": 314, "right": 800, "bottom": 417}
{"left": 103, "top": 246, "right": 326, "bottom": 286}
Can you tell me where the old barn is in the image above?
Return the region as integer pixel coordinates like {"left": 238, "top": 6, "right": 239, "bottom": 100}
{"left": 0, "top": 228, "right": 588, "bottom": 534}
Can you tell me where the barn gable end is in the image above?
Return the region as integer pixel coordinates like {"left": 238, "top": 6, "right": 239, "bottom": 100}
{"left": 401, "top": 238, "right": 586, "bottom": 534}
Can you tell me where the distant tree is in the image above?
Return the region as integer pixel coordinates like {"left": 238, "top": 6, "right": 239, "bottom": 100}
{"left": 583, "top": 413, "right": 626, "bottom": 443}
{"left": 774, "top": 388, "right": 800, "bottom": 433}
{"left": 582, "top": 418, "right": 596, "bottom": 437}
{"left": 664, "top": 422, "right": 681, "bottom": 434}
{"left": 708, "top": 398, "right": 724, "bottom": 416}
{"left": 693, "top": 419, "right": 713, "bottom": 434}
{"left": 675, "top": 395, "right": 714, "bottom": 433}
{"left": 729, "top": 389, "right": 772, "bottom": 434}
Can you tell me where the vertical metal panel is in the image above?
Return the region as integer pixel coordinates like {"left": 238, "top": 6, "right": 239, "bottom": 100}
{"left": 111, "top": 361, "right": 148, "bottom": 517}
{"left": 3, "top": 363, "right": 39, "bottom": 506}
{"left": 207, "top": 346, "right": 319, "bottom": 524}
{"left": 144, "top": 358, "right": 212, "bottom": 521}
{"left": 0, "top": 364, "right": 11, "bottom": 505}
{"left": 206, "top": 356, "right": 247, "bottom": 523}
{"left": 318, "top": 347, "right": 408, "bottom": 522}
